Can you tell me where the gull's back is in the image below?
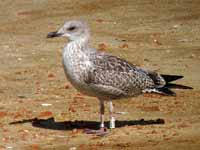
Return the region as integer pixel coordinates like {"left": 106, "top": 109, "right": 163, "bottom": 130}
{"left": 84, "top": 51, "right": 165, "bottom": 99}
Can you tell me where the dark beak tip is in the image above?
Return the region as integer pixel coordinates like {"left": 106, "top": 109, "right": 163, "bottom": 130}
{"left": 47, "top": 31, "right": 61, "bottom": 38}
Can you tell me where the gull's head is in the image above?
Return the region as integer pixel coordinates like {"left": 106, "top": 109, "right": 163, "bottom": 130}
{"left": 47, "top": 20, "right": 89, "bottom": 41}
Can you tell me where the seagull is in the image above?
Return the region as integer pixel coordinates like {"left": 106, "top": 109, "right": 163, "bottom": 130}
{"left": 47, "top": 20, "right": 192, "bottom": 135}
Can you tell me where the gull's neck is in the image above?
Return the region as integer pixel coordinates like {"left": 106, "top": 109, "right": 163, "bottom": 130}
{"left": 65, "top": 35, "right": 91, "bottom": 53}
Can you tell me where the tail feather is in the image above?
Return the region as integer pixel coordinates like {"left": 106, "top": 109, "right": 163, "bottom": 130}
{"left": 156, "top": 87, "right": 176, "bottom": 96}
{"left": 161, "top": 74, "right": 193, "bottom": 89}
{"left": 152, "top": 74, "right": 192, "bottom": 96}
{"left": 161, "top": 74, "right": 183, "bottom": 83}
{"left": 144, "top": 74, "right": 192, "bottom": 96}
{"left": 165, "top": 83, "right": 193, "bottom": 89}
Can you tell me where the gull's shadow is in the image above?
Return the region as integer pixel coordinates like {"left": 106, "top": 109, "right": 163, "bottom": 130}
{"left": 10, "top": 117, "right": 164, "bottom": 130}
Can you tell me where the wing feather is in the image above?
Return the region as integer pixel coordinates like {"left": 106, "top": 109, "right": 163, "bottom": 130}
{"left": 85, "top": 52, "right": 160, "bottom": 98}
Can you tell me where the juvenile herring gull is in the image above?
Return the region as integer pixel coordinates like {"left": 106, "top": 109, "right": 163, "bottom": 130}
{"left": 47, "top": 20, "right": 192, "bottom": 135}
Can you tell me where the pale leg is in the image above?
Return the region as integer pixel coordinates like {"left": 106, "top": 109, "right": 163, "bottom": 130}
{"left": 99, "top": 100, "right": 105, "bottom": 128}
{"left": 84, "top": 99, "right": 108, "bottom": 136}
{"left": 109, "top": 100, "right": 115, "bottom": 129}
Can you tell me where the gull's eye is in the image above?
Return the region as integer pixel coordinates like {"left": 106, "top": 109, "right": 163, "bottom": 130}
{"left": 68, "top": 26, "right": 76, "bottom": 31}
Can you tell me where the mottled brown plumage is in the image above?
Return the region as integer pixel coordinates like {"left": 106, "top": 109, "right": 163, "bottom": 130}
{"left": 47, "top": 20, "right": 192, "bottom": 135}
{"left": 85, "top": 52, "right": 164, "bottom": 99}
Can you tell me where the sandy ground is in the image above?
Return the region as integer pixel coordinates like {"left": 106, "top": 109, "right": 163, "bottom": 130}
{"left": 0, "top": 0, "right": 200, "bottom": 149}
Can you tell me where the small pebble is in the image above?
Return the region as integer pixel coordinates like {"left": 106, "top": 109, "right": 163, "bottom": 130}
{"left": 115, "top": 112, "right": 128, "bottom": 115}
{"left": 189, "top": 54, "right": 195, "bottom": 58}
{"left": 41, "top": 103, "right": 52, "bottom": 106}
{"left": 153, "top": 39, "right": 162, "bottom": 45}
{"left": 173, "top": 24, "right": 180, "bottom": 29}
{"left": 6, "top": 146, "right": 13, "bottom": 149}
{"left": 41, "top": 58, "right": 45, "bottom": 61}
{"left": 69, "top": 147, "right": 77, "bottom": 150}
{"left": 17, "top": 57, "right": 22, "bottom": 61}
{"left": 3, "top": 45, "right": 10, "bottom": 49}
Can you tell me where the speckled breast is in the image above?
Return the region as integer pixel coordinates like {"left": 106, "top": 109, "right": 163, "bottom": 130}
{"left": 62, "top": 48, "right": 95, "bottom": 96}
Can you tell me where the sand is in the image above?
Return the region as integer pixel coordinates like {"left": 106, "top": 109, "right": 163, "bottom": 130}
{"left": 0, "top": 0, "right": 200, "bottom": 149}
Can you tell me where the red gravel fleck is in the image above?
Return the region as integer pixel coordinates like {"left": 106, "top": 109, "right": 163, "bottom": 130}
{"left": 140, "top": 106, "right": 160, "bottom": 112}
{"left": 151, "top": 130, "right": 158, "bottom": 134}
{"left": 83, "top": 108, "right": 90, "bottom": 112}
{"left": 0, "top": 123, "right": 4, "bottom": 128}
{"left": 72, "top": 99, "right": 78, "bottom": 104}
{"left": 134, "top": 125, "right": 143, "bottom": 130}
{"left": 0, "top": 112, "right": 7, "bottom": 118}
{"left": 64, "top": 84, "right": 70, "bottom": 89}
{"left": 3, "top": 129, "right": 9, "bottom": 133}
{"left": 15, "top": 71, "right": 22, "bottom": 75}
{"left": 172, "top": 132, "right": 179, "bottom": 136}
{"left": 69, "top": 107, "right": 76, "bottom": 112}
{"left": 48, "top": 73, "right": 55, "bottom": 79}
{"left": 0, "top": 145, "right": 5, "bottom": 149}
{"left": 137, "top": 104, "right": 160, "bottom": 112}
{"left": 38, "top": 111, "right": 53, "bottom": 118}
{"left": 20, "top": 108, "right": 32, "bottom": 114}
{"left": 177, "top": 122, "right": 191, "bottom": 128}
{"left": 163, "top": 137, "right": 171, "bottom": 141}
{"left": 17, "top": 11, "right": 32, "bottom": 16}
{"left": 96, "top": 19, "right": 104, "bottom": 23}
{"left": 35, "top": 81, "right": 40, "bottom": 85}
{"left": 30, "top": 144, "right": 39, "bottom": 150}
{"left": 120, "top": 43, "right": 129, "bottom": 48}
{"left": 79, "top": 144, "right": 85, "bottom": 149}
{"left": 12, "top": 112, "right": 23, "bottom": 119}
{"left": 20, "top": 132, "right": 29, "bottom": 141}
{"left": 98, "top": 43, "right": 107, "bottom": 51}
{"left": 17, "top": 99, "right": 23, "bottom": 103}
{"left": 2, "top": 137, "right": 10, "bottom": 142}
{"left": 144, "top": 93, "right": 162, "bottom": 98}
{"left": 35, "top": 81, "right": 41, "bottom": 94}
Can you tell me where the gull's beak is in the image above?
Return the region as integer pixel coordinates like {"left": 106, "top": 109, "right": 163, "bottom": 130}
{"left": 47, "top": 31, "right": 62, "bottom": 38}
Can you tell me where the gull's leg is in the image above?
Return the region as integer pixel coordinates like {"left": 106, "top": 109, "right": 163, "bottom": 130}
{"left": 99, "top": 100, "right": 105, "bottom": 128}
{"left": 109, "top": 100, "right": 115, "bottom": 129}
{"left": 84, "top": 100, "right": 108, "bottom": 136}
